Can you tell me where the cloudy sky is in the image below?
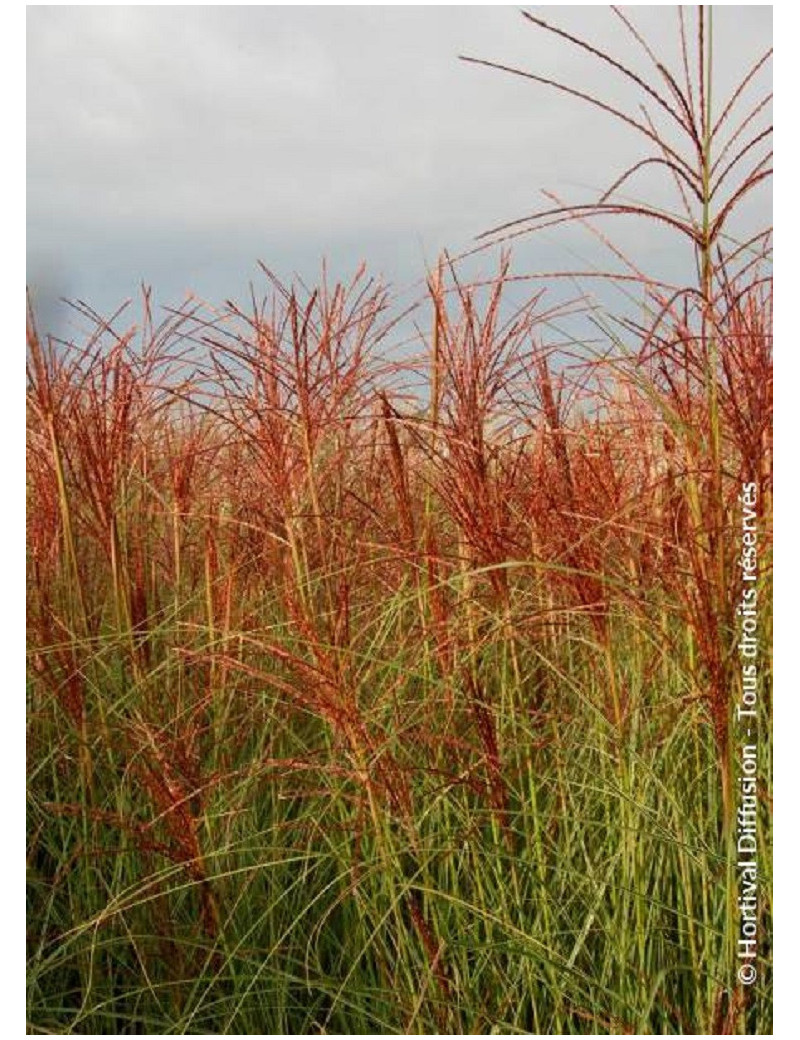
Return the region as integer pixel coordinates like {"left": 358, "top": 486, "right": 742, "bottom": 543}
{"left": 27, "top": 5, "right": 772, "bottom": 339}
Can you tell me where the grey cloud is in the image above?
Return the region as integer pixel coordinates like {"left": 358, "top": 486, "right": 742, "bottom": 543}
{"left": 27, "top": 6, "right": 772, "bottom": 335}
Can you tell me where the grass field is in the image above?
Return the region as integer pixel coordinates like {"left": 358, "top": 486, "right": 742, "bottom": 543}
{"left": 26, "top": 8, "right": 772, "bottom": 1034}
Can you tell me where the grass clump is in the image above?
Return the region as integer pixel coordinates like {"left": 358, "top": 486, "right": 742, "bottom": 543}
{"left": 27, "top": 6, "right": 771, "bottom": 1034}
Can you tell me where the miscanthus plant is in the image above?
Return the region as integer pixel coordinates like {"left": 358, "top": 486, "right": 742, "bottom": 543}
{"left": 27, "top": 6, "right": 771, "bottom": 1034}
{"left": 462, "top": 4, "right": 772, "bottom": 819}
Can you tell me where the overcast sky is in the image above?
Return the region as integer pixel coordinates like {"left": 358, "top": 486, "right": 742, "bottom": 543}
{"left": 27, "top": 5, "right": 772, "bottom": 340}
